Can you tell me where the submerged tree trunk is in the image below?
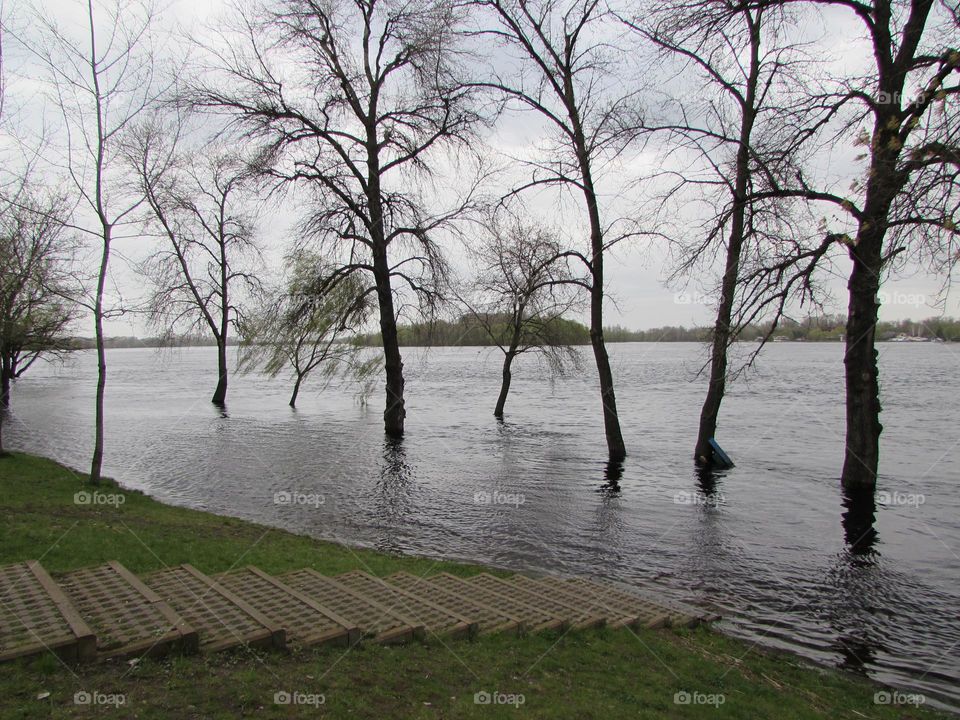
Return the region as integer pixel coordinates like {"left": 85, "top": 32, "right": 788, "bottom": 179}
{"left": 90, "top": 229, "right": 110, "bottom": 486}
{"left": 841, "top": 235, "right": 884, "bottom": 490}
{"left": 368, "top": 141, "right": 405, "bottom": 438}
{"left": 841, "top": 486, "right": 878, "bottom": 554}
{"left": 1, "top": 360, "right": 10, "bottom": 410}
{"left": 494, "top": 349, "right": 517, "bottom": 418}
{"left": 212, "top": 234, "right": 230, "bottom": 406}
{"left": 0, "top": 364, "right": 8, "bottom": 457}
{"left": 212, "top": 340, "right": 228, "bottom": 405}
{"left": 586, "top": 217, "right": 626, "bottom": 461}
{"left": 375, "top": 259, "right": 405, "bottom": 437}
{"left": 695, "top": 27, "right": 759, "bottom": 466}
{"left": 590, "top": 320, "right": 625, "bottom": 461}
{"left": 573, "top": 124, "right": 625, "bottom": 461}
{"left": 840, "top": 92, "right": 903, "bottom": 491}
{"left": 289, "top": 374, "right": 303, "bottom": 408}
{"left": 695, "top": 283, "right": 735, "bottom": 465}
{"left": 694, "top": 197, "right": 746, "bottom": 465}
{"left": 0, "top": 366, "right": 12, "bottom": 457}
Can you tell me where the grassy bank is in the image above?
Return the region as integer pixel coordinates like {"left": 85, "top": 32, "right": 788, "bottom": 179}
{"left": 0, "top": 452, "right": 945, "bottom": 719}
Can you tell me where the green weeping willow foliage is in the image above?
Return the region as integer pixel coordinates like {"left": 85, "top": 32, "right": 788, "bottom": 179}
{"left": 238, "top": 252, "right": 381, "bottom": 406}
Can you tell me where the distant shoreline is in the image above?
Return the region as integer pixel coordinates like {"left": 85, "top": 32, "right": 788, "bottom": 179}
{"left": 67, "top": 336, "right": 957, "bottom": 350}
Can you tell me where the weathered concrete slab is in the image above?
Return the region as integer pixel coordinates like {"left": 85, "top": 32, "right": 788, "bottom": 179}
{"left": 386, "top": 572, "right": 522, "bottom": 635}
{"left": 0, "top": 561, "right": 96, "bottom": 663}
{"left": 57, "top": 562, "right": 197, "bottom": 660}
{"left": 428, "top": 573, "right": 564, "bottom": 633}
{"left": 468, "top": 574, "right": 606, "bottom": 630}
{"left": 523, "top": 576, "right": 670, "bottom": 628}
{"left": 335, "top": 570, "right": 476, "bottom": 638}
{"left": 281, "top": 568, "right": 420, "bottom": 644}
{"left": 560, "top": 577, "right": 704, "bottom": 628}
{"left": 1, "top": 557, "right": 717, "bottom": 667}
{"left": 145, "top": 564, "right": 286, "bottom": 652}
{"left": 217, "top": 567, "right": 358, "bottom": 648}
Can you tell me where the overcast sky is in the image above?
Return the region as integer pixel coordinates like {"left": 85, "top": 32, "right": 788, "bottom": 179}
{"left": 4, "top": 0, "right": 958, "bottom": 337}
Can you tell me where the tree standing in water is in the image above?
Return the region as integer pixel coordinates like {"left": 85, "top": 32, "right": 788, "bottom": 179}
{"left": 188, "top": 0, "right": 482, "bottom": 436}
{"left": 460, "top": 214, "right": 583, "bottom": 417}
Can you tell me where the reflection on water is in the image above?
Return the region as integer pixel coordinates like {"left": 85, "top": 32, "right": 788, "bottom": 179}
{"left": 599, "top": 459, "right": 624, "bottom": 494}
{"left": 828, "top": 490, "right": 884, "bottom": 674}
{"left": 694, "top": 464, "right": 726, "bottom": 497}
{"left": 380, "top": 437, "right": 412, "bottom": 486}
{"left": 6, "top": 343, "right": 960, "bottom": 711}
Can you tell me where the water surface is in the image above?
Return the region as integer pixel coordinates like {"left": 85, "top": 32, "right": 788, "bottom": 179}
{"left": 8, "top": 342, "right": 960, "bottom": 710}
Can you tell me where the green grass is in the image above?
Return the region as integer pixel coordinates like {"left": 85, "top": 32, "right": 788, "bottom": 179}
{"left": 0, "top": 452, "right": 947, "bottom": 719}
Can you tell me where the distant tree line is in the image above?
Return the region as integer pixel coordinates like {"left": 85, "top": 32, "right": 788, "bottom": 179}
{"left": 355, "top": 316, "right": 590, "bottom": 348}
{"left": 65, "top": 336, "right": 232, "bottom": 350}
{"left": 355, "top": 315, "right": 960, "bottom": 346}
{"left": 608, "top": 316, "right": 960, "bottom": 342}
{"left": 43, "top": 313, "right": 960, "bottom": 353}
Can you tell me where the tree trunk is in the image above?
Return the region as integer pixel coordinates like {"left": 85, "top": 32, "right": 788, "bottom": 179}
{"left": 695, "top": 21, "right": 760, "bottom": 466}
{"left": 694, "top": 203, "right": 745, "bottom": 466}
{"left": 0, "top": 367, "right": 7, "bottom": 456}
{"left": 839, "top": 87, "right": 904, "bottom": 491}
{"left": 367, "top": 124, "right": 405, "bottom": 437}
{"left": 212, "top": 340, "right": 228, "bottom": 405}
{"left": 494, "top": 351, "right": 516, "bottom": 417}
{"left": 0, "top": 360, "right": 10, "bottom": 410}
{"left": 0, "top": 364, "right": 8, "bottom": 454}
{"left": 841, "top": 487, "right": 878, "bottom": 554}
{"left": 589, "top": 320, "right": 625, "bottom": 461}
{"left": 572, "top": 122, "right": 626, "bottom": 461}
{"left": 372, "top": 244, "right": 405, "bottom": 437}
{"left": 289, "top": 374, "right": 302, "bottom": 408}
{"left": 89, "top": 228, "right": 110, "bottom": 486}
{"left": 212, "top": 232, "right": 230, "bottom": 406}
{"left": 695, "top": 322, "right": 732, "bottom": 465}
{"left": 841, "top": 235, "right": 883, "bottom": 490}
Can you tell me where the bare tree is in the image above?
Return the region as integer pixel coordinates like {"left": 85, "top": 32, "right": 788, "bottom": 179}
{"left": 240, "top": 251, "right": 377, "bottom": 408}
{"left": 130, "top": 123, "right": 263, "bottom": 405}
{"left": 832, "top": 0, "right": 959, "bottom": 491}
{"left": 27, "top": 0, "right": 161, "bottom": 483}
{"left": 469, "top": 0, "right": 644, "bottom": 461}
{"left": 459, "top": 214, "right": 583, "bottom": 417}
{"left": 186, "top": 0, "right": 482, "bottom": 437}
{"left": 758, "top": 0, "right": 960, "bottom": 490}
{"left": 623, "top": 0, "right": 840, "bottom": 466}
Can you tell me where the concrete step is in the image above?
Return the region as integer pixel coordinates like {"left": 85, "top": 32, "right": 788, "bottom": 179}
{"left": 0, "top": 561, "right": 96, "bottom": 663}
{"left": 467, "top": 574, "right": 605, "bottom": 630}
{"left": 216, "top": 567, "right": 358, "bottom": 649}
{"left": 426, "top": 573, "right": 564, "bottom": 633}
{"left": 559, "top": 577, "right": 711, "bottom": 627}
{"left": 56, "top": 562, "right": 197, "bottom": 660}
{"left": 1, "top": 557, "right": 716, "bottom": 667}
{"left": 280, "top": 568, "right": 422, "bottom": 644}
{"left": 144, "top": 564, "right": 286, "bottom": 653}
{"left": 515, "top": 575, "right": 669, "bottom": 628}
{"left": 334, "top": 570, "right": 477, "bottom": 638}
{"left": 386, "top": 572, "right": 522, "bottom": 635}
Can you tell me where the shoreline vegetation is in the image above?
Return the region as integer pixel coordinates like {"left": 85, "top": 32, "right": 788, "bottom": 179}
{"left": 0, "top": 452, "right": 948, "bottom": 719}
{"left": 65, "top": 315, "right": 960, "bottom": 350}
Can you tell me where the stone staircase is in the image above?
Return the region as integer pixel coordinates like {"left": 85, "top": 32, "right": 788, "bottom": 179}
{"left": 0, "top": 560, "right": 718, "bottom": 665}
